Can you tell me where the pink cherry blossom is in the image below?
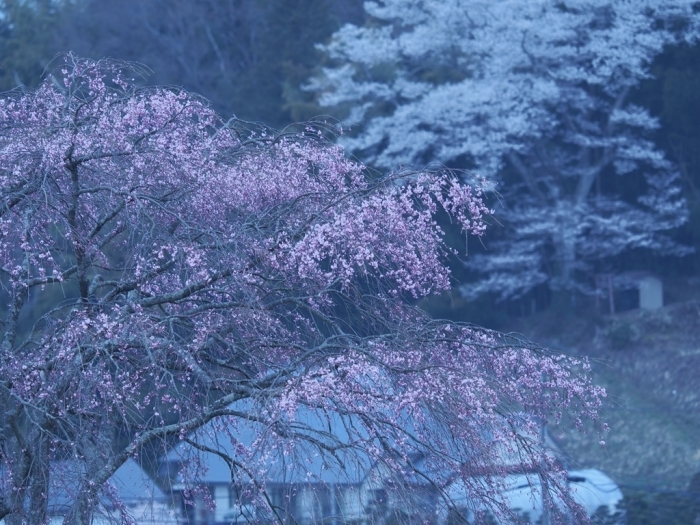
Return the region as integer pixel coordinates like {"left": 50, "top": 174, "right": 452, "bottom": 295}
{"left": 0, "top": 57, "right": 603, "bottom": 525}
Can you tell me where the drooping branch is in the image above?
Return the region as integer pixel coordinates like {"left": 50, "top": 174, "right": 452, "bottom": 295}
{"left": 0, "top": 57, "right": 605, "bottom": 525}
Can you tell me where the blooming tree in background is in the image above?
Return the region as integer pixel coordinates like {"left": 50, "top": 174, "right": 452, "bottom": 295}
{"left": 311, "top": 0, "right": 700, "bottom": 299}
{"left": 0, "top": 57, "right": 604, "bottom": 525}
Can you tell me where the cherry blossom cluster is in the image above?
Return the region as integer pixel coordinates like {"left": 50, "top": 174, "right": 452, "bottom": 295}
{"left": 1, "top": 57, "right": 603, "bottom": 524}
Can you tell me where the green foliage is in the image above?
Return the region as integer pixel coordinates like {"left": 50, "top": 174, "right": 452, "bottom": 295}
{"left": 0, "top": 0, "right": 355, "bottom": 126}
{"left": 605, "top": 320, "right": 642, "bottom": 349}
{"left": 258, "top": 0, "right": 336, "bottom": 125}
{"left": 635, "top": 43, "right": 700, "bottom": 272}
{"left": 0, "top": 0, "right": 70, "bottom": 91}
{"left": 621, "top": 487, "right": 700, "bottom": 525}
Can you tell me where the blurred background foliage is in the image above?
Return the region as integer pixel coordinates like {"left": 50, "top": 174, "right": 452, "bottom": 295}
{"left": 631, "top": 43, "right": 700, "bottom": 273}
{"left": 617, "top": 472, "right": 700, "bottom": 525}
{"left": 0, "top": 0, "right": 364, "bottom": 126}
{"left": 0, "top": 0, "right": 71, "bottom": 89}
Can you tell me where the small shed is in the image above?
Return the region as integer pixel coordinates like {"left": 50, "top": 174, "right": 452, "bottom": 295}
{"left": 595, "top": 272, "right": 663, "bottom": 313}
{"left": 638, "top": 274, "right": 663, "bottom": 311}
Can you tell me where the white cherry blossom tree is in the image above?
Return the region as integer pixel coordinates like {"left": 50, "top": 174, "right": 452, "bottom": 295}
{"left": 312, "top": 0, "right": 700, "bottom": 299}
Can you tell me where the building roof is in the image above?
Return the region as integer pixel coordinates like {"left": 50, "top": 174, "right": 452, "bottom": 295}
{"left": 163, "top": 402, "right": 568, "bottom": 491}
{"left": 165, "top": 401, "right": 373, "bottom": 486}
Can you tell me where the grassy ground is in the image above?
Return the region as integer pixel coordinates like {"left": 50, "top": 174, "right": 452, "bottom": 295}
{"left": 507, "top": 284, "right": 700, "bottom": 493}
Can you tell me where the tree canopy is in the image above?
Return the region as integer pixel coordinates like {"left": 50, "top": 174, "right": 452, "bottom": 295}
{"left": 0, "top": 57, "right": 604, "bottom": 525}
{"left": 312, "top": 0, "right": 700, "bottom": 299}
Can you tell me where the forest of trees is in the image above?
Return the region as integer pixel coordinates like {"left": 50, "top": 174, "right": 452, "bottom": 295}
{"left": 0, "top": 0, "right": 363, "bottom": 126}
{"left": 4, "top": 0, "right": 699, "bottom": 316}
